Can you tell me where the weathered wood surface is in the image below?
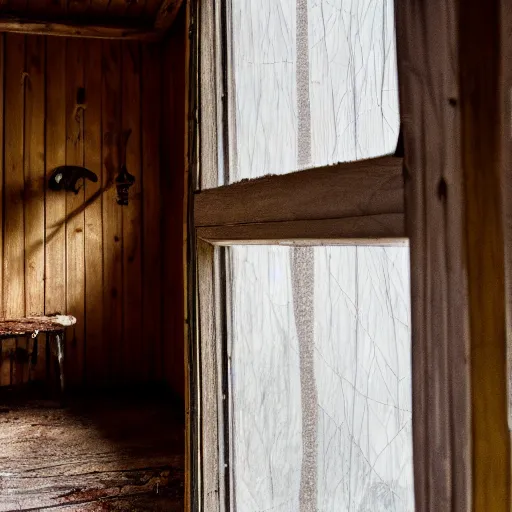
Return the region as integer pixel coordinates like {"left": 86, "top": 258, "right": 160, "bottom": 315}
{"left": 396, "top": 2, "right": 469, "bottom": 508}
{"left": 194, "top": 156, "right": 404, "bottom": 233}
{"left": 65, "top": 38, "right": 86, "bottom": 387}
{"left": 0, "top": 35, "right": 179, "bottom": 392}
{"left": 197, "top": 214, "right": 405, "bottom": 245}
{"left": 0, "top": 315, "right": 75, "bottom": 338}
{"left": 0, "top": 16, "right": 159, "bottom": 40}
{"left": 3, "top": 34, "right": 25, "bottom": 322}
{"left": 0, "top": 398, "right": 184, "bottom": 511}
{"left": 196, "top": 240, "right": 221, "bottom": 512}
{"left": 396, "top": 0, "right": 510, "bottom": 510}
{"left": 101, "top": 39, "right": 123, "bottom": 385}
{"left": 83, "top": 39, "right": 104, "bottom": 385}
{"left": 0, "top": 0, "right": 184, "bottom": 40}
{"left": 44, "top": 37, "right": 67, "bottom": 395}
{"left": 121, "top": 41, "right": 143, "bottom": 382}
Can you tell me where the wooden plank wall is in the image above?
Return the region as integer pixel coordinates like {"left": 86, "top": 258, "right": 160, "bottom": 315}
{"left": 0, "top": 32, "right": 185, "bottom": 394}
{"left": 162, "top": 6, "right": 187, "bottom": 399}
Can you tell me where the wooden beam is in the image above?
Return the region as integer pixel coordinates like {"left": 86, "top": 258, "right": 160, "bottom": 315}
{"left": 396, "top": 0, "right": 510, "bottom": 510}
{"left": 154, "top": 0, "right": 184, "bottom": 34}
{"left": 194, "top": 156, "right": 404, "bottom": 235}
{"left": 502, "top": 0, "right": 512, "bottom": 444}
{"left": 196, "top": 240, "right": 223, "bottom": 512}
{"left": 461, "top": 1, "right": 510, "bottom": 509}
{"left": 0, "top": 16, "right": 160, "bottom": 40}
{"left": 197, "top": 214, "right": 405, "bottom": 245}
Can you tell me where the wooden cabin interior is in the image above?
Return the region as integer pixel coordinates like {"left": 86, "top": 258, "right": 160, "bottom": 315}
{"left": 1, "top": 1, "right": 512, "bottom": 511}
{"left": 0, "top": 1, "right": 187, "bottom": 510}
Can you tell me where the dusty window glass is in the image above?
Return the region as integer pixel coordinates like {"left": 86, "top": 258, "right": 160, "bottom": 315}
{"left": 227, "top": 245, "right": 414, "bottom": 511}
{"left": 227, "top": 0, "right": 399, "bottom": 183}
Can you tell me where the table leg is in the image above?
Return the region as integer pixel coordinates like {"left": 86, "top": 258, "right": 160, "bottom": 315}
{"left": 54, "top": 333, "right": 65, "bottom": 394}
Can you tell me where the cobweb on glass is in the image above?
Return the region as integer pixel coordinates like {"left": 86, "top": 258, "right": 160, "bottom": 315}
{"left": 228, "top": 0, "right": 400, "bottom": 183}
{"left": 228, "top": 245, "right": 414, "bottom": 512}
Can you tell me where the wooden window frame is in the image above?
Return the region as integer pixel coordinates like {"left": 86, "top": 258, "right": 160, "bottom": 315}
{"left": 187, "top": 1, "right": 512, "bottom": 511}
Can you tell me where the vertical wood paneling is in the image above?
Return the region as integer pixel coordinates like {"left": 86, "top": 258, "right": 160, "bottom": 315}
{"left": 396, "top": 0, "right": 510, "bottom": 509}
{"left": 0, "top": 35, "right": 6, "bottom": 386}
{"left": 121, "top": 41, "right": 142, "bottom": 382}
{"left": 162, "top": 12, "right": 187, "bottom": 395}
{"left": 65, "top": 38, "right": 85, "bottom": 386}
{"left": 0, "top": 33, "right": 184, "bottom": 395}
{"left": 4, "top": 34, "right": 25, "bottom": 320}
{"left": 24, "top": 35, "right": 46, "bottom": 380}
{"left": 102, "top": 40, "right": 123, "bottom": 382}
{"left": 45, "top": 38, "right": 66, "bottom": 389}
{"left": 142, "top": 43, "right": 162, "bottom": 382}
{"left": 45, "top": 38, "right": 66, "bottom": 317}
{"left": 84, "top": 39, "right": 104, "bottom": 384}
{"left": 460, "top": 2, "right": 510, "bottom": 507}
{"left": 44, "top": 37, "right": 66, "bottom": 394}
{"left": 4, "top": 34, "right": 26, "bottom": 386}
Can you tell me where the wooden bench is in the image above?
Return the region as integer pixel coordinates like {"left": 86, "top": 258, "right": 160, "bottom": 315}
{"left": 0, "top": 315, "right": 76, "bottom": 393}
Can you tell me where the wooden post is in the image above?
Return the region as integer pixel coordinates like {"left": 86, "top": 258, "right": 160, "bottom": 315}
{"left": 396, "top": 0, "right": 511, "bottom": 510}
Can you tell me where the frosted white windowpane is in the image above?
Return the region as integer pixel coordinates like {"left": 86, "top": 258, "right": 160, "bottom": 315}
{"left": 229, "top": 0, "right": 399, "bottom": 183}
{"left": 228, "top": 245, "right": 414, "bottom": 511}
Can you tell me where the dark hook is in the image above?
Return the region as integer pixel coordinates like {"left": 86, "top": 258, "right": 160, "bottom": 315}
{"left": 49, "top": 166, "right": 98, "bottom": 194}
{"left": 116, "top": 129, "right": 135, "bottom": 206}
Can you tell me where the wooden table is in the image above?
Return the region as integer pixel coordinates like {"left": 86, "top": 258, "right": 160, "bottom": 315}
{"left": 0, "top": 315, "right": 76, "bottom": 392}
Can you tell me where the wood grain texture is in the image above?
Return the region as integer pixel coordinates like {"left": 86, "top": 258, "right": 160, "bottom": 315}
{"left": 141, "top": 43, "right": 162, "bottom": 381}
{"left": 396, "top": 0, "right": 510, "bottom": 509}
{"left": 24, "top": 35, "right": 46, "bottom": 381}
{"left": 0, "top": 15, "right": 159, "bottom": 40}
{"left": 83, "top": 38, "right": 104, "bottom": 384}
{"left": 198, "top": 0, "right": 219, "bottom": 190}
{"left": 45, "top": 37, "right": 66, "bottom": 318}
{"left": 4, "top": 34, "right": 25, "bottom": 320}
{"left": 197, "top": 240, "right": 220, "bottom": 512}
{"left": 195, "top": 156, "right": 404, "bottom": 228}
{"left": 396, "top": 2, "right": 469, "bottom": 509}
{"left": 45, "top": 37, "right": 66, "bottom": 391}
{"left": 0, "top": 35, "right": 180, "bottom": 393}
{"left": 0, "top": 398, "right": 184, "bottom": 510}
{"left": 0, "top": 35, "right": 4, "bottom": 384}
{"left": 24, "top": 35, "right": 45, "bottom": 317}
{"left": 101, "top": 39, "right": 123, "bottom": 382}
{"left": 502, "top": 0, "right": 512, "bottom": 439}
{"left": 65, "top": 37, "right": 85, "bottom": 386}
{"left": 196, "top": 214, "right": 406, "bottom": 245}
{"left": 460, "top": 1, "right": 510, "bottom": 508}
{"left": 121, "top": 41, "right": 142, "bottom": 382}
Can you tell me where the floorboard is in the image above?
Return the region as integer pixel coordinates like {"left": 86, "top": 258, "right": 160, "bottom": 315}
{"left": 0, "top": 394, "right": 184, "bottom": 511}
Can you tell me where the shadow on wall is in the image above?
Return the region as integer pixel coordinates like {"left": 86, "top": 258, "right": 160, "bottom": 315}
{"left": 0, "top": 132, "right": 126, "bottom": 391}
{"left": 0, "top": 30, "right": 184, "bottom": 397}
{"left": 0, "top": 73, "right": 158, "bottom": 391}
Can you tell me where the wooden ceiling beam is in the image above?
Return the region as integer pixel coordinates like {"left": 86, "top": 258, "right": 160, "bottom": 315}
{"left": 0, "top": 16, "right": 161, "bottom": 40}
{"left": 0, "top": 0, "right": 185, "bottom": 42}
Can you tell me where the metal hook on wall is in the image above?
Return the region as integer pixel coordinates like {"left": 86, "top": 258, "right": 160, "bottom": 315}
{"left": 116, "top": 129, "right": 135, "bottom": 206}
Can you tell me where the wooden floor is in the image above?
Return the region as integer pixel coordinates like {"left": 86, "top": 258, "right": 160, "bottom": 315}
{"left": 0, "top": 393, "right": 184, "bottom": 511}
